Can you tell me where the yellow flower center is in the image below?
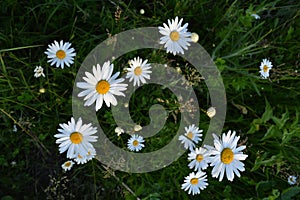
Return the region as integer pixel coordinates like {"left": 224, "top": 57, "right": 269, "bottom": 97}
{"left": 134, "top": 66, "right": 142, "bottom": 76}
{"left": 78, "top": 154, "right": 83, "bottom": 159}
{"left": 70, "top": 132, "right": 83, "bottom": 144}
{"left": 190, "top": 178, "right": 198, "bottom": 185}
{"left": 221, "top": 148, "right": 234, "bottom": 164}
{"left": 133, "top": 140, "right": 139, "bottom": 146}
{"left": 186, "top": 132, "right": 193, "bottom": 139}
{"left": 56, "top": 50, "right": 66, "bottom": 60}
{"left": 96, "top": 80, "right": 110, "bottom": 94}
{"left": 263, "top": 65, "right": 269, "bottom": 72}
{"left": 64, "top": 162, "right": 72, "bottom": 167}
{"left": 170, "top": 31, "right": 180, "bottom": 41}
{"left": 196, "top": 154, "right": 203, "bottom": 162}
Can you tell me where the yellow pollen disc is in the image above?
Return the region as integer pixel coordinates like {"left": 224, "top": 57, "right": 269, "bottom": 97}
{"left": 196, "top": 154, "right": 203, "bottom": 162}
{"left": 70, "top": 132, "right": 83, "bottom": 144}
{"left": 133, "top": 140, "right": 139, "bottom": 146}
{"left": 96, "top": 80, "right": 110, "bottom": 94}
{"left": 221, "top": 148, "right": 234, "bottom": 164}
{"left": 65, "top": 162, "right": 71, "bottom": 167}
{"left": 263, "top": 65, "right": 269, "bottom": 72}
{"left": 187, "top": 132, "right": 193, "bottom": 139}
{"left": 56, "top": 50, "right": 66, "bottom": 60}
{"left": 190, "top": 178, "right": 198, "bottom": 185}
{"left": 170, "top": 31, "right": 180, "bottom": 41}
{"left": 134, "top": 66, "right": 142, "bottom": 76}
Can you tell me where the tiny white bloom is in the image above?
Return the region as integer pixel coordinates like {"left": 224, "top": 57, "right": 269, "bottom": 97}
{"left": 140, "top": 9, "right": 145, "bottom": 15}
{"left": 54, "top": 117, "right": 98, "bottom": 159}
{"left": 181, "top": 171, "right": 208, "bottom": 195}
{"left": 76, "top": 61, "right": 128, "bottom": 111}
{"left": 45, "top": 40, "right": 76, "bottom": 69}
{"left": 158, "top": 16, "right": 192, "bottom": 55}
{"left": 288, "top": 175, "right": 297, "bottom": 185}
{"left": 13, "top": 124, "right": 17, "bottom": 132}
{"left": 133, "top": 124, "right": 142, "bottom": 132}
{"left": 62, "top": 160, "right": 75, "bottom": 171}
{"left": 259, "top": 58, "right": 273, "bottom": 79}
{"left": 125, "top": 57, "right": 152, "bottom": 87}
{"left": 115, "top": 127, "right": 124, "bottom": 136}
{"left": 11, "top": 161, "right": 17, "bottom": 166}
{"left": 178, "top": 124, "right": 203, "bottom": 151}
{"left": 127, "top": 134, "right": 145, "bottom": 152}
{"left": 208, "top": 130, "right": 248, "bottom": 182}
{"left": 124, "top": 103, "right": 129, "bottom": 108}
{"left": 251, "top": 13, "right": 260, "bottom": 19}
{"left": 188, "top": 147, "right": 210, "bottom": 171}
{"left": 34, "top": 66, "right": 45, "bottom": 78}
{"left": 74, "top": 147, "right": 96, "bottom": 164}
{"left": 191, "top": 33, "right": 199, "bottom": 43}
{"left": 206, "top": 107, "right": 216, "bottom": 118}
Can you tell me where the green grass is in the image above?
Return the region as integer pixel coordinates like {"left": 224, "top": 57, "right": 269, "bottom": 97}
{"left": 1, "top": 0, "right": 300, "bottom": 199}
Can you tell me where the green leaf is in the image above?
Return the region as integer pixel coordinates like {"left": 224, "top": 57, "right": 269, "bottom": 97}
{"left": 261, "top": 125, "right": 282, "bottom": 141}
{"left": 271, "top": 109, "right": 289, "bottom": 129}
{"left": 261, "top": 99, "right": 273, "bottom": 123}
{"left": 281, "top": 187, "right": 300, "bottom": 200}
{"left": 248, "top": 118, "right": 262, "bottom": 134}
{"left": 256, "top": 180, "right": 275, "bottom": 198}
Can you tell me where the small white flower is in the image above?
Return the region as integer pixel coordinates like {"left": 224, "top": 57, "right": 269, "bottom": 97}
{"left": 188, "top": 147, "right": 210, "bottom": 172}
{"left": 140, "top": 9, "right": 145, "bottom": 15}
{"left": 288, "top": 175, "right": 297, "bottom": 185}
{"left": 158, "top": 16, "right": 192, "bottom": 55}
{"left": 207, "top": 130, "right": 248, "bottom": 182}
{"left": 34, "top": 66, "right": 45, "bottom": 78}
{"left": 62, "top": 160, "right": 75, "bottom": 171}
{"left": 74, "top": 147, "right": 96, "bottom": 164}
{"left": 133, "top": 124, "right": 142, "bottom": 132}
{"left": 11, "top": 161, "right": 17, "bottom": 166}
{"left": 191, "top": 33, "right": 199, "bottom": 43}
{"left": 181, "top": 171, "right": 208, "bottom": 195}
{"left": 54, "top": 117, "right": 98, "bottom": 159}
{"left": 259, "top": 58, "right": 273, "bottom": 79}
{"left": 251, "top": 13, "right": 260, "bottom": 19}
{"left": 125, "top": 57, "right": 152, "bottom": 87}
{"left": 76, "top": 61, "right": 128, "bottom": 111}
{"left": 115, "top": 127, "right": 124, "bottom": 136}
{"left": 12, "top": 124, "right": 17, "bottom": 132}
{"left": 206, "top": 107, "right": 216, "bottom": 118}
{"left": 45, "top": 40, "right": 76, "bottom": 69}
{"left": 127, "top": 134, "right": 145, "bottom": 152}
{"left": 178, "top": 124, "right": 203, "bottom": 151}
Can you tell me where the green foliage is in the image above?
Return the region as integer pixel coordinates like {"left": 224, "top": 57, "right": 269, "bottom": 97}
{"left": 1, "top": 0, "right": 300, "bottom": 199}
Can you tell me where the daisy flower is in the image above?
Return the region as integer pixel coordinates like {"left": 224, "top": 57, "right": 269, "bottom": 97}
{"left": 34, "top": 66, "right": 45, "bottom": 78}
{"left": 288, "top": 175, "right": 297, "bottom": 185}
{"left": 76, "top": 61, "right": 128, "bottom": 111}
{"left": 62, "top": 160, "right": 75, "bottom": 171}
{"left": 133, "top": 124, "right": 142, "bottom": 132}
{"left": 158, "top": 16, "right": 192, "bottom": 55}
{"left": 181, "top": 171, "right": 208, "bottom": 195}
{"left": 54, "top": 117, "right": 98, "bottom": 159}
{"left": 191, "top": 33, "right": 199, "bottom": 43}
{"left": 125, "top": 57, "right": 152, "bottom": 87}
{"left": 74, "top": 147, "right": 96, "bottom": 164}
{"left": 207, "top": 130, "right": 248, "bottom": 182}
{"left": 188, "top": 147, "right": 210, "bottom": 172}
{"left": 127, "top": 134, "right": 145, "bottom": 152}
{"left": 206, "top": 107, "right": 216, "bottom": 118}
{"left": 115, "top": 127, "right": 124, "bottom": 136}
{"left": 45, "top": 40, "right": 76, "bottom": 69}
{"left": 259, "top": 58, "right": 273, "bottom": 79}
{"left": 178, "top": 124, "right": 203, "bottom": 151}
